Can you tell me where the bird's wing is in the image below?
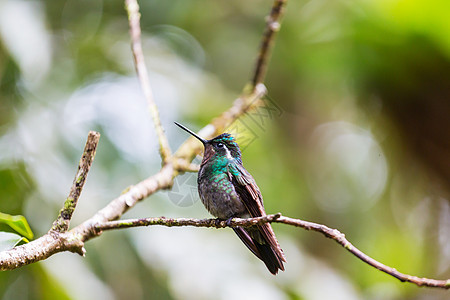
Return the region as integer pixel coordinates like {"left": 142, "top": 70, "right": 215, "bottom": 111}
{"left": 228, "top": 163, "right": 286, "bottom": 262}
{"left": 229, "top": 163, "right": 265, "bottom": 215}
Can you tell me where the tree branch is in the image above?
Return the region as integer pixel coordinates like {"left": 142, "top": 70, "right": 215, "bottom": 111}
{"left": 51, "top": 131, "right": 100, "bottom": 232}
{"left": 1, "top": 131, "right": 99, "bottom": 269}
{"left": 125, "top": 0, "right": 172, "bottom": 163}
{"left": 0, "top": 231, "right": 85, "bottom": 271}
{"left": 95, "top": 214, "right": 450, "bottom": 289}
{"left": 251, "top": 0, "right": 287, "bottom": 88}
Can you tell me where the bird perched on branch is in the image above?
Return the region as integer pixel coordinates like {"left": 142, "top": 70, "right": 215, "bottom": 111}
{"left": 175, "top": 122, "right": 286, "bottom": 274}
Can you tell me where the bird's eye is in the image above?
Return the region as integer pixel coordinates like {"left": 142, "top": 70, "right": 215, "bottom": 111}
{"left": 216, "top": 142, "right": 224, "bottom": 148}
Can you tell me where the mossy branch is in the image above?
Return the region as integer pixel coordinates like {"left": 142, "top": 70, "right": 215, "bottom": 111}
{"left": 51, "top": 131, "right": 100, "bottom": 232}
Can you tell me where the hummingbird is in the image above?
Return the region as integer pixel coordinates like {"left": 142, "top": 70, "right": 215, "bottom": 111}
{"left": 175, "top": 122, "right": 286, "bottom": 274}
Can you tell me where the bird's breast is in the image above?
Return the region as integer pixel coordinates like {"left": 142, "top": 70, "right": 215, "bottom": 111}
{"left": 197, "top": 171, "right": 248, "bottom": 219}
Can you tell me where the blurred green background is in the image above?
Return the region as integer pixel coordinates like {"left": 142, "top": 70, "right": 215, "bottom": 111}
{"left": 0, "top": 0, "right": 449, "bottom": 299}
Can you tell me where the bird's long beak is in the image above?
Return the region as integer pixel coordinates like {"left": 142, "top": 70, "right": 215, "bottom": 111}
{"left": 174, "top": 122, "right": 208, "bottom": 145}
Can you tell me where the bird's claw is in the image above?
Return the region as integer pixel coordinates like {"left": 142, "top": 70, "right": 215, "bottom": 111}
{"left": 214, "top": 218, "right": 223, "bottom": 228}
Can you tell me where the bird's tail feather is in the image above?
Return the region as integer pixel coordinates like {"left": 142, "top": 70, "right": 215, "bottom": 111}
{"left": 233, "top": 226, "right": 285, "bottom": 275}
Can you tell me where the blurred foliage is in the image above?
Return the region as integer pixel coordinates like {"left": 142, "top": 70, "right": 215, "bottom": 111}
{"left": 0, "top": 163, "right": 34, "bottom": 214}
{"left": 0, "top": 212, "right": 34, "bottom": 239}
{"left": 0, "top": 264, "right": 72, "bottom": 300}
{"left": 0, "top": 232, "right": 28, "bottom": 252}
{"left": 0, "top": 0, "right": 449, "bottom": 299}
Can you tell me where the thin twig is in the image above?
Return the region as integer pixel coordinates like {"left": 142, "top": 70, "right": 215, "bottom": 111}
{"left": 95, "top": 214, "right": 450, "bottom": 289}
{"left": 125, "top": 0, "right": 172, "bottom": 163}
{"left": 51, "top": 131, "right": 100, "bottom": 232}
{"left": 251, "top": 0, "right": 288, "bottom": 88}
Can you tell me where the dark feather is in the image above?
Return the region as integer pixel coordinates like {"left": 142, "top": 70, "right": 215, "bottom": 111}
{"left": 232, "top": 227, "right": 263, "bottom": 260}
{"left": 228, "top": 163, "right": 286, "bottom": 274}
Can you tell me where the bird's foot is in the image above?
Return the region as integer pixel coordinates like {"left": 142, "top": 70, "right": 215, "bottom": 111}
{"left": 215, "top": 218, "right": 224, "bottom": 228}
{"left": 225, "top": 217, "right": 234, "bottom": 227}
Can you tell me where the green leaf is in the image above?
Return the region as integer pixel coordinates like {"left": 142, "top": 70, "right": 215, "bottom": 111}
{"left": 0, "top": 232, "right": 28, "bottom": 252}
{"left": 0, "top": 212, "right": 34, "bottom": 239}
